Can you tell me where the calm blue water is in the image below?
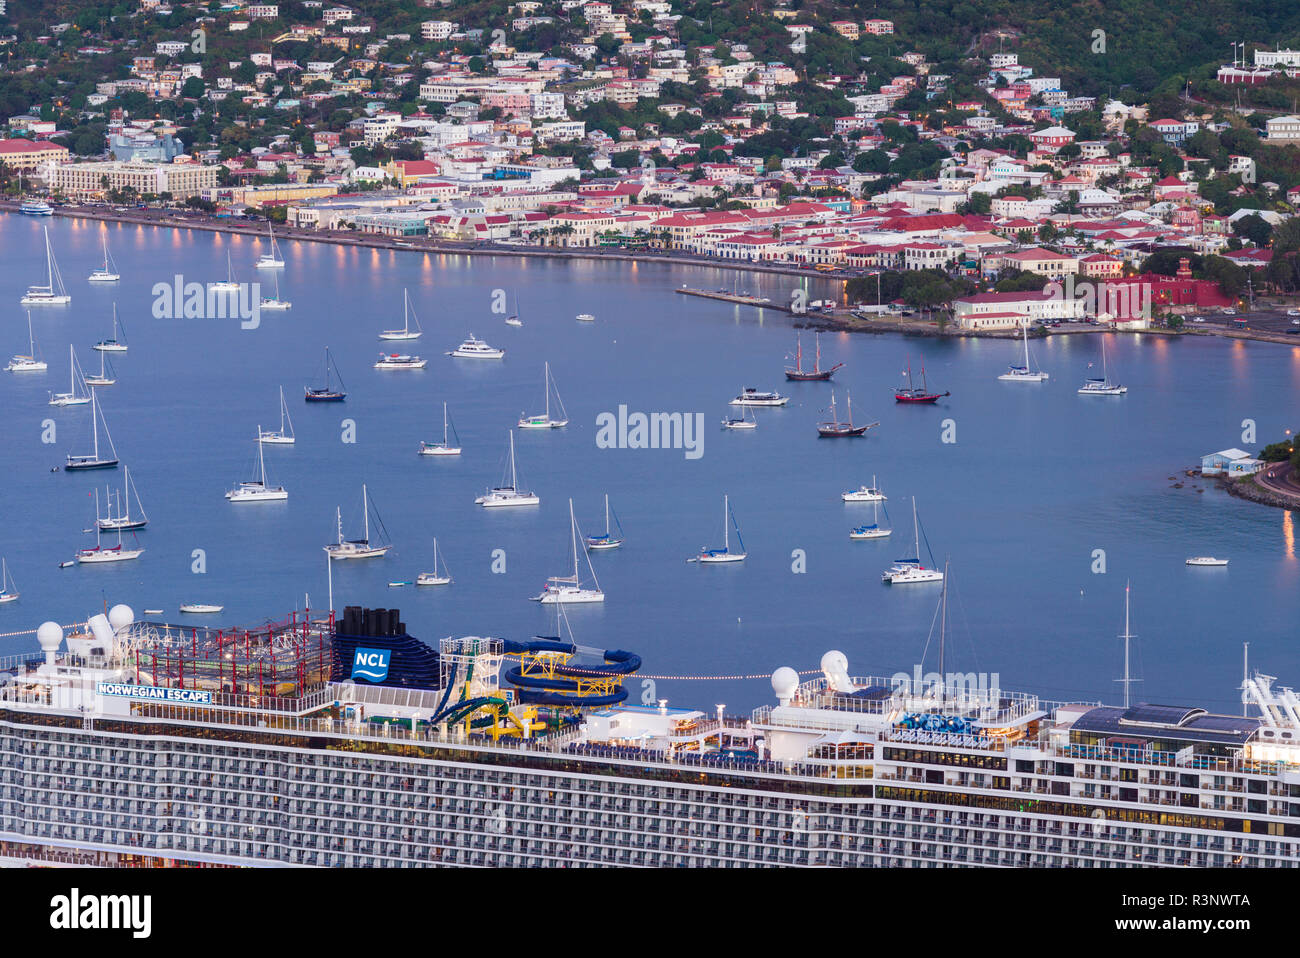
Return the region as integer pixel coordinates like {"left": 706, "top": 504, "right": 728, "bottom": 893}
{"left": 2, "top": 215, "right": 1298, "bottom": 714}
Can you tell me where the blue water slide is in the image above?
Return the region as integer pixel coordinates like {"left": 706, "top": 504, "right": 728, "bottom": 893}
{"left": 500, "top": 638, "right": 641, "bottom": 706}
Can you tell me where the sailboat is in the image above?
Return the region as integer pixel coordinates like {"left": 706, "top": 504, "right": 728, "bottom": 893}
{"left": 1078, "top": 336, "right": 1127, "bottom": 395}
{"left": 325, "top": 484, "right": 392, "bottom": 559}
{"left": 842, "top": 475, "right": 886, "bottom": 502}
{"left": 379, "top": 289, "right": 422, "bottom": 340}
{"left": 255, "top": 222, "right": 285, "bottom": 269}
{"left": 209, "top": 250, "right": 240, "bottom": 292}
{"left": 585, "top": 494, "right": 625, "bottom": 550}
{"left": 22, "top": 227, "right": 71, "bottom": 305}
{"left": 722, "top": 402, "right": 757, "bottom": 429}
{"left": 817, "top": 389, "right": 877, "bottom": 437}
{"left": 93, "top": 306, "right": 128, "bottom": 352}
{"left": 881, "top": 499, "right": 944, "bottom": 584}
{"left": 416, "top": 539, "right": 453, "bottom": 586}
{"left": 895, "top": 357, "right": 949, "bottom": 403}
{"left": 99, "top": 465, "right": 149, "bottom": 531}
{"left": 534, "top": 499, "right": 605, "bottom": 603}
{"left": 65, "top": 389, "right": 119, "bottom": 471}
{"left": 305, "top": 347, "right": 346, "bottom": 402}
{"left": 476, "top": 432, "right": 539, "bottom": 506}
{"left": 226, "top": 427, "right": 289, "bottom": 502}
{"left": 998, "top": 322, "right": 1049, "bottom": 382}
{"left": 49, "top": 345, "right": 92, "bottom": 406}
{"left": 88, "top": 235, "right": 120, "bottom": 282}
{"left": 259, "top": 271, "right": 291, "bottom": 310}
{"left": 785, "top": 333, "right": 843, "bottom": 381}
{"left": 505, "top": 290, "right": 523, "bottom": 327}
{"left": 850, "top": 497, "right": 891, "bottom": 539}
{"left": 84, "top": 347, "right": 116, "bottom": 387}
{"left": 259, "top": 387, "right": 295, "bottom": 444}
{"left": 0, "top": 558, "right": 19, "bottom": 603}
{"left": 518, "top": 361, "right": 568, "bottom": 428}
{"left": 5, "top": 311, "right": 46, "bottom": 372}
{"left": 77, "top": 490, "right": 143, "bottom": 564}
{"left": 419, "top": 402, "right": 461, "bottom": 456}
{"left": 690, "top": 494, "right": 747, "bottom": 563}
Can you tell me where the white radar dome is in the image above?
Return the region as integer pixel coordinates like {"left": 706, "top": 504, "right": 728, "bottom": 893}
{"left": 107, "top": 604, "right": 135, "bottom": 631}
{"left": 771, "top": 667, "right": 799, "bottom": 703}
{"left": 37, "top": 621, "right": 63, "bottom": 653}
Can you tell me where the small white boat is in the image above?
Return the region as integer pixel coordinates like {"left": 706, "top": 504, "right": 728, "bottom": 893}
{"left": 843, "top": 476, "right": 886, "bottom": 502}
{"left": 259, "top": 272, "right": 291, "bottom": 311}
{"left": 448, "top": 335, "right": 504, "bottom": 359}
{"left": 94, "top": 306, "right": 128, "bottom": 352}
{"left": 517, "top": 361, "right": 568, "bottom": 428}
{"left": 142, "top": 609, "right": 164, "bottom": 616}
{"left": 0, "top": 558, "right": 19, "bottom": 604}
{"left": 882, "top": 499, "right": 943, "bottom": 584}
{"left": 48, "top": 345, "right": 91, "bottom": 406}
{"left": 534, "top": 500, "right": 605, "bottom": 603}
{"left": 88, "top": 236, "right": 120, "bottom": 282}
{"left": 690, "top": 494, "right": 747, "bottom": 563}
{"left": 998, "top": 322, "right": 1049, "bottom": 383}
{"left": 180, "top": 604, "right": 224, "bottom": 614}
{"left": 585, "top": 494, "right": 625, "bottom": 550}
{"left": 324, "top": 484, "right": 392, "bottom": 559}
{"left": 850, "top": 524, "right": 892, "bottom": 540}
{"left": 416, "top": 538, "right": 452, "bottom": 586}
{"left": 22, "top": 227, "right": 71, "bottom": 305}
{"left": 254, "top": 222, "right": 285, "bottom": 269}
{"left": 505, "top": 295, "right": 523, "bottom": 327}
{"left": 209, "top": 251, "right": 241, "bottom": 292}
{"left": 5, "top": 311, "right": 46, "bottom": 372}
{"left": 730, "top": 387, "right": 789, "bottom": 407}
{"left": 83, "top": 347, "right": 116, "bottom": 387}
{"left": 226, "top": 427, "right": 288, "bottom": 502}
{"left": 258, "top": 387, "right": 295, "bottom": 444}
{"left": 379, "top": 289, "right": 422, "bottom": 340}
{"left": 419, "top": 402, "right": 462, "bottom": 456}
{"left": 475, "top": 432, "right": 539, "bottom": 507}
{"left": 374, "top": 352, "right": 428, "bottom": 369}
{"left": 1186, "top": 556, "right": 1228, "bottom": 567}
{"left": 575, "top": 313, "right": 595, "bottom": 323}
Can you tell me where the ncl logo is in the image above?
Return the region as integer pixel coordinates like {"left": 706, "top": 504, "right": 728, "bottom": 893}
{"left": 352, "top": 647, "right": 391, "bottom": 682}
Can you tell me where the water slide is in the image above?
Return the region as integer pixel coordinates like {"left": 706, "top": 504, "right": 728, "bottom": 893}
{"left": 501, "top": 638, "right": 641, "bottom": 707}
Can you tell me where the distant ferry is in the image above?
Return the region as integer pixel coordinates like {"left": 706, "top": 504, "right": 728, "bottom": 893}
{"left": 19, "top": 201, "right": 52, "bottom": 216}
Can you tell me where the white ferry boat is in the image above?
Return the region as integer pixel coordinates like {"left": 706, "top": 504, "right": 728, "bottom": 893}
{"left": 729, "top": 387, "right": 789, "bottom": 407}
{"left": 19, "top": 200, "right": 52, "bottom": 215}
{"left": 373, "top": 353, "right": 427, "bottom": 370}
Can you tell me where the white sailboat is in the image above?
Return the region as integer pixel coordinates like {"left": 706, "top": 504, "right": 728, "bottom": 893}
{"left": 259, "top": 387, "right": 296, "bottom": 444}
{"left": 416, "top": 538, "right": 452, "bottom": 586}
{"left": 255, "top": 222, "right": 285, "bottom": 269}
{"left": 84, "top": 347, "right": 116, "bottom": 387}
{"left": 518, "top": 361, "right": 568, "bottom": 428}
{"left": 1078, "top": 336, "right": 1127, "bottom": 395}
{"left": 259, "top": 271, "right": 291, "bottom": 310}
{"left": 379, "top": 289, "right": 422, "bottom": 340}
{"left": 22, "top": 227, "right": 71, "bottom": 305}
{"left": 5, "top": 311, "right": 46, "bottom": 372}
{"left": 65, "top": 389, "right": 119, "bottom": 471}
{"left": 722, "top": 402, "right": 757, "bottom": 429}
{"left": 77, "top": 490, "right": 143, "bottom": 564}
{"left": 585, "top": 494, "right": 625, "bottom": 550}
{"left": 88, "top": 235, "right": 120, "bottom": 282}
{"left": 49, "top": 345, "right": 91, "bottom": 406}
{"left": 0, "top": 558, "right": 19, "bottom": 603}
{"left": 209, "top": 250, "right": 240, "bottom": 292}
{"left": 881, "top": 499, "right": 944, "bottom": 584}
{"left": 691, "top": 494, "right": 747, "bottom": 563}
{"left": 505, "top": 291, "right": 523, "bottom": 327}
{"left": 843, "top": 475, "right": 886, "bottom": 502}
{"left": 325, "top": 484, "right": 392, "bottom": 558}
{"left": 419, "top": 402, "right": 461, "bottom": 456}
{"left": 225, "top": 427, "right": 289, "bottom": 502}
{"left": 534, "top": 499, "right": 605, "bottom": 604}
{"left": 998, "top": 322, "right": 1049, "bottom": 382}
{"left": 475, "top": 432, "right": 539, "bottom": 507}
{"left": 850, "top": 492, "right": 891, "bottom": 539}
{"left": 93, "top": 306, "right": 128, "bottom": 352}
{"left": 99, "top": 465, "right": 149, "bottom": 531}
{"left": 180, "top": 604, "right": 224, "bottom": 613}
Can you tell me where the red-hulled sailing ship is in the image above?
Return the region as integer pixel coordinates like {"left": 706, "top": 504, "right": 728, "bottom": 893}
{"left": 894, "top": 357, "right": 949, "bottom": 404}
{"left": 817, "top": 389, "right": 878, "bottom": 437}
{"left": 785, "top": 333, "right": 843, "bottom": 381}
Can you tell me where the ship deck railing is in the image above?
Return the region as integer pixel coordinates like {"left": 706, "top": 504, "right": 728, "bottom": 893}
{"left": 789, "top": 676, "right": 1043, "bottom": 727}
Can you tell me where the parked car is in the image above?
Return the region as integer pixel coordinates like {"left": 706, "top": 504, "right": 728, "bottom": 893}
{"left": 1287, "top": 309, "right": 1300, "bottom": 316}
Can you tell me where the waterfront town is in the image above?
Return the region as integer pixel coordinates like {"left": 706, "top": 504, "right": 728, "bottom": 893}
{"left": 3, "top": 0, "right": 1300, "bottom": 335}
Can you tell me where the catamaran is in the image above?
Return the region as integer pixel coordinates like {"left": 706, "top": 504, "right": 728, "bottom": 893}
{"left": 998, "top": 322, "right": 1049, "bottom": 382}
{"left": 518, "top": 361, "right": 568, "bottom": 428}
{"left": 226, "top": 427, "right": 289, "bottom": 502}
{"left": 22, "top": 227, "right": 71, "bottom": 305}
{"left": 93, "top": 306, "right": 128, "bottom": 352}
{"left": 65, "top": 389, "right": 119, "bottom": 471}
{"left": 209, "top": 251, "right": 241, "bottom": 292}
{"left": 505, "top": 291, "right": 523, "bottom": 327}
{"left": 843, "top": 475, "right": 886, "bottom": 502}
{"left": 379, "top": 289, "right": 422, "bottom": 340}
{"left": 419, "top": 402, "right": 461, "bottom": 456}
{"left": 0, "top": 558, "right": 19, "bottom": 603}
{"left": 850, "top": 496, "right": 892, "bottom": 539}
{"left": 585, "top": 494, "right": 625, "bottom": 551}
{"left": 447, "top": 335, "right": 504, "bottom": 359}
{"left": 84, "top": 347, "right": 116, "bottom": 387}
{"left": 730, "top": 387, "right": 789, "bottom": 407}
{"left": 475, "top": 432, "right": 539, "bottom": 507}
{"left": 305, "top": 347, "right": 346, "bottom": 402}
{"left": 88, "top": 235, "right": 120, "bottom": 282}
{"left": 785, "top": 333, "right": 843, "bottom": 381}
{"left": 259, "top": 271, "right": 291, "bottom": 311}
{"left": 259, "top": 387, "right": 296, "bottom": 444}
{"left": 255, "top": 222, "right": 285, "bottom": 269}
{"left": 817, "top": 389, "right": 877, "bottom": 437}
{"left": 325, "top": 484, "right": 392, "bottom": 559}
{"left": 49, "top": 345, "right": 91, "bottom": 407}
{"left": 690, "top": 494, "right": 747, "bottom": 563}
{"left": 534, "top": 499, "right": 605, "bottom": 604}
{"left": 416, "top": 539, "right": 452, "bottom": 586}
{"left": 5, "top": 311, "right": 46, "bottom": 372}
{"left": 881, "top": 499, "right": 944, "bottom": 584}
{"left": 99, "top": 465, "right": 149, "bottom": 531}
{"left": 374, "top": 352, "right": 428, "bottom": 369}
{"left": 895, "top": 357, "right": 949, "bottom": 403}
{"left": 76, "top": 491, "right": 143, "bottom": 564}
{"left": 1078, "top": 336, "right": 1127, "bottom": 395}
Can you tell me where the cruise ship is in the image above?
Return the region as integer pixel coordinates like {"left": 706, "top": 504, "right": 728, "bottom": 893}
{"left": 2, "top": 600, "right": 1299, "bottom": 868}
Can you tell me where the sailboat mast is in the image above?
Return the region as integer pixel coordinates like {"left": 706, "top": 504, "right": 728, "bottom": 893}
{"left": 723, "top": 494, "right": 729, "bottom": 550}
{"left": 570, "top": 499, "right": 580, "bottom": 580}
{"left": 443, "top": 402, "right": 449, "bottom": 444}
{"left": 91, "top": 390, "right": 100, "bottom": 459}
{"left": 814, "top": 333, "right": 821, "bottom": 373}
{"left": 544, "top": 362, "right": 550, "bottom": 420}
{"left": 509, "top": 432, "right": 518, "bottom": 489}
{"left": 939, "top": 561, "right": 949, "bottom": 678}
{"left": 256, "top": 426, "right": 267, "bottom": 484}
{"left": 605, "top": 493, "right": 611, "bottom": 536}
{"left": 912, "top": 498, "right": 920, "bottom": 559}
{"left": 362, "top": 484, "right": 370, "bottom": 543}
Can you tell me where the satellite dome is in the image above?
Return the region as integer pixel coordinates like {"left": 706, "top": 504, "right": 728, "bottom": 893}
{"left": 771, "top": 667, "right": 799, "bottom": 701}
{"left": 37, "top": 621, "right": 63, "bottom": 652}
{"left": 107, "top": 604, "right": 135, "bottom": 631}
{"left": 821, "top": 650, "right": 849, "bottom": 675}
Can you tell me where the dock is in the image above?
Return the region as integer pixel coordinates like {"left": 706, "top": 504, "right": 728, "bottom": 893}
{"left": 675, "top": 286, "right": 794, "bottom": 313}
